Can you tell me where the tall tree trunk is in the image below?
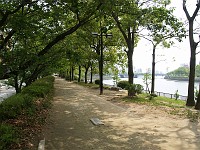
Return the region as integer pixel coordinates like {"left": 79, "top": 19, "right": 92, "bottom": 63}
{"left": 127, "top": 28, "right": 135, "bottom": 96}
{"left": 78, "top": 65, "right": 81, "bottom": 82}
{"left": 187, "top": 44, "right": 196, "bottom": 106}
{"left": 71, "top": 66, "right": 74, "bottom": 81}
{"left": 151, "top": 45, "right": 156, "bottom": 94}
{"left": 90, "top": 65, "right": 93, "bottom": 83}
{"left": 183, "top": 0, "right": 200, "bottom": 106}
{"left": 14, "top": 75, "right": 21, "bottom": 93}
{"left": 186, "top": 21, "right": 197, "bottom": 106}
{"left": 84, "top": 67, "right": 89, "bottom": 84}
{"left": 69, "top": 68, "right": 72, "bottom": 82}
{"left": 112, "top": 13, "right": 135, "bottom": 96}
{"left": 127, "top": 50, "right": 134, "bottom": 85}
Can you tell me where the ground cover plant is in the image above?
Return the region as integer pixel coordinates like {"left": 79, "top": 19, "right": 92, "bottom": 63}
{"left": 0, "top": 76, "right": 55, "bottom": 149}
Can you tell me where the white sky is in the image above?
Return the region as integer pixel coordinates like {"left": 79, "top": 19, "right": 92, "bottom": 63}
{"left": 133, "top": 1, "right": 200, "bottom": 73}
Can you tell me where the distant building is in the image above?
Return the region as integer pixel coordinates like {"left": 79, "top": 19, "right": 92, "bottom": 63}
{"left": 180, "top": 63, "right": 189, "bottom": 68}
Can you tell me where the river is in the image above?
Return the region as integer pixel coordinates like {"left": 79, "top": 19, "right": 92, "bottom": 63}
{"left": 0, "top": 83, "right": 16, "bottom": 102}
{"left": 103, "top": 75, "right": 200, "bottom": 97}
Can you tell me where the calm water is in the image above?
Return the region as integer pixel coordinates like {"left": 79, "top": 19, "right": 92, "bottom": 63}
{"left": 103, "top": 75, "right": 200, "bottom": 96}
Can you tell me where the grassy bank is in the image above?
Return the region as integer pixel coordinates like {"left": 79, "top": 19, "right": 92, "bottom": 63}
{"left": 0, "top": 76, "right": 55, "bottom": 150}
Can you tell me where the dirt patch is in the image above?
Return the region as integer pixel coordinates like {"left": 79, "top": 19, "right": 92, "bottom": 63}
{"left": 40, "top": 78, "right": 200, "bottom": 150}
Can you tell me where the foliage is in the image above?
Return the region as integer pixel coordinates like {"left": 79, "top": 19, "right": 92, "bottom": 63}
{"left": 0, "top": 76, "right": 54, "bottom": 149}
{"left": 143, "top": 73, "right": 151, "bottom": 93}
{"left": 21, "top": 76, "right": 54, "bottom": 98}
{"left": 0, "top": 76, "right": 54, "bottom": 121}
{"left": 195, "top": 65, "right": 200, "bottom": 77}
{"left": 166, "top": 67, "right": 189, "bottom": 77}
{"left": 0, "top": 124, "right": 19, "bottom": 150}
{"left": 117, "top": 80, "right": 129, "bottom": 89}
{"left": 194, "top": 87, "right": 199, "bottom": 101}
{"left": 147, "top": 93, "right": 158, "bottom": 100}
{"left": 0, "top": 94, "right": 34, "bottom": 120}
{"left": 174, "top": 90, "right": 180, "bottom": 100}
{"left": 125, "top": 84, "right": 144, "bottom": 96}
{"left": 112, "top": 75, "right": 121, "bottom": 86}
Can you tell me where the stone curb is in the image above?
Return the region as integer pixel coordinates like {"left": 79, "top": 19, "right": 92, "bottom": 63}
{"left": 38, "top": 138, "right": 45, "bottom": 150}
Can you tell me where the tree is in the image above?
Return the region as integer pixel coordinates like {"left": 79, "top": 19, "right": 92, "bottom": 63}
{"left": 109, "top": 0, "right": 144, "bottom": 96}
{"left": 183, "top": 0, "right": 200, "bottom": 107}
{"left": 108, "top": 0, "right": 171, "bottom": 96}
{"left": 143, "top": 6, "right": 185, "bottom": 94}
{"left": 166, "top": 67, "right": 189, "bottom": 77}
{"left": 0, "top": 0, "right": 103, "bottom": 87}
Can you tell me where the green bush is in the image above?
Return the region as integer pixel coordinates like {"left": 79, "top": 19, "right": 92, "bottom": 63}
{"left": 0, "top": 124, "right": 19, "bottom": 149}
{"left": 0, "top": 76, "right": 55, "bottom": 149}
{"left": 117, "top": 81, "right": 129, "bottom": 89}
{"left": 0, "top": 76, "right": 54, "bottom": 121}
{"left": 95, "top": 79, "right": 100, "bottom": 85}
{"left": 0, "top": 94, "right": 34, "bottom": 120}
{"left": 21, "top": 85, "right": 49, "bottom": 98}
{"left": 125, "top": 84, "right": 144, "bottom": 96}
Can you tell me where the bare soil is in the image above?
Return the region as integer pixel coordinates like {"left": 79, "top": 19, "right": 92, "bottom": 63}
{"left": 39, "top": 77, "right": 200, "bottom": 150}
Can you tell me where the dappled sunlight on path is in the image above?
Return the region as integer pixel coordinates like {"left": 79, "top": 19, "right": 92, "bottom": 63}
{"left": 42, "top": 77, "right": 200, "bottom": 150}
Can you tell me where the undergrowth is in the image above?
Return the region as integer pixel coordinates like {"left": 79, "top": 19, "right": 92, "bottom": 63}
{"left": 0, "top": 76, "right": 54, "bottom": 149}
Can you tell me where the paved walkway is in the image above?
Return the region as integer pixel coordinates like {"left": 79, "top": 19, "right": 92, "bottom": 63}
{"left": 41, "top": 77, "right": 200, "bottom": 150}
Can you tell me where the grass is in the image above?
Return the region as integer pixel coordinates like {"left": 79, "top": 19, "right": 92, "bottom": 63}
{"left": 121, "top": 93, "right": 200, "bottom": 122}
{"left": 123, "top": 93, "right": 186, "bottom": 108}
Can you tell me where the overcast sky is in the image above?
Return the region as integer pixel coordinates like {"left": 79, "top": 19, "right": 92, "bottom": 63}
{"left": 133, "top": 1, "right": 200, "bottom": 73}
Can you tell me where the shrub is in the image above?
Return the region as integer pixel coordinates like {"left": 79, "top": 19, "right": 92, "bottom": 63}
{"left": 21, "top": 85, "right": 49, "bottom": 98}
{"left": 0, "top": 76, "right": 54, "bottom": 121}
{"left": 174, "top": 90, "right": 180, "bottom": 100}
{"left": 95, "top": 79, "right": 100, "bottom": 85}
{"left": 0, "top": 76, "right": 55, "bottom": 149}
{"left": 147, "top": 93, "right": 157, "bottom": 100}
{"left": 0, "top": 94, "right": 34, "bottom": 120}
{"left": 117, "top": 81, "right": 129, "bottom": 89}
{"left": 0, "top": 124, "right": 19, "bottom": 149}
{"left": 125, "top": 84, "right": 144, "bottom": 96}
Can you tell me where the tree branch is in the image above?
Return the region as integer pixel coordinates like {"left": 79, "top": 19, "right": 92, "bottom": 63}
{"left": 183, "top": 0, "right": 190, "bottom": 20}
{"left": 112, "top": 13, "right": 129, "bottom": 45}
{"left": 0, "top": 30, "right": 16, "bottom": 50}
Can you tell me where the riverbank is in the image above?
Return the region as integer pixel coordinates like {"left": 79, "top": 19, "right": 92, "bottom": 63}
{"left": 164, "top": 76, "right": 200, "bottom": 82}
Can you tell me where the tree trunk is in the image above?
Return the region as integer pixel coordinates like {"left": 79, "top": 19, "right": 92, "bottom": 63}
{"left": 69, "top": 68, "right": 72, "bottom": 82}
{"left": 90, "top": 65, "right": 93, "bottom": 83}
{"left": 186, "top": 21, "right": 197, "bottom": 106}
{"left": 127, "top": 28, "right": 134, "bottom": 96}
{"left": 151, "top": 45, "right": 156, "bottom": 94}
{"left": 127, "top": 51, "right": 134, "bottom": 85}
{"left": 78, "top": 65, "right": 81, "bottom": 82}
{"left": 14, "top": 75, "right": 21, "bottom": 93}
{"left": 84, "top": 67, "right": 89, "bottom": 84}
{"left": 187, "top": 48, "right": 196, "bottom": 106}
{"left": 183, "top": 1, "right": 200, "bottom": 106}
{"left": 71, "top": 66, "right": 74, "bottom": 81}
